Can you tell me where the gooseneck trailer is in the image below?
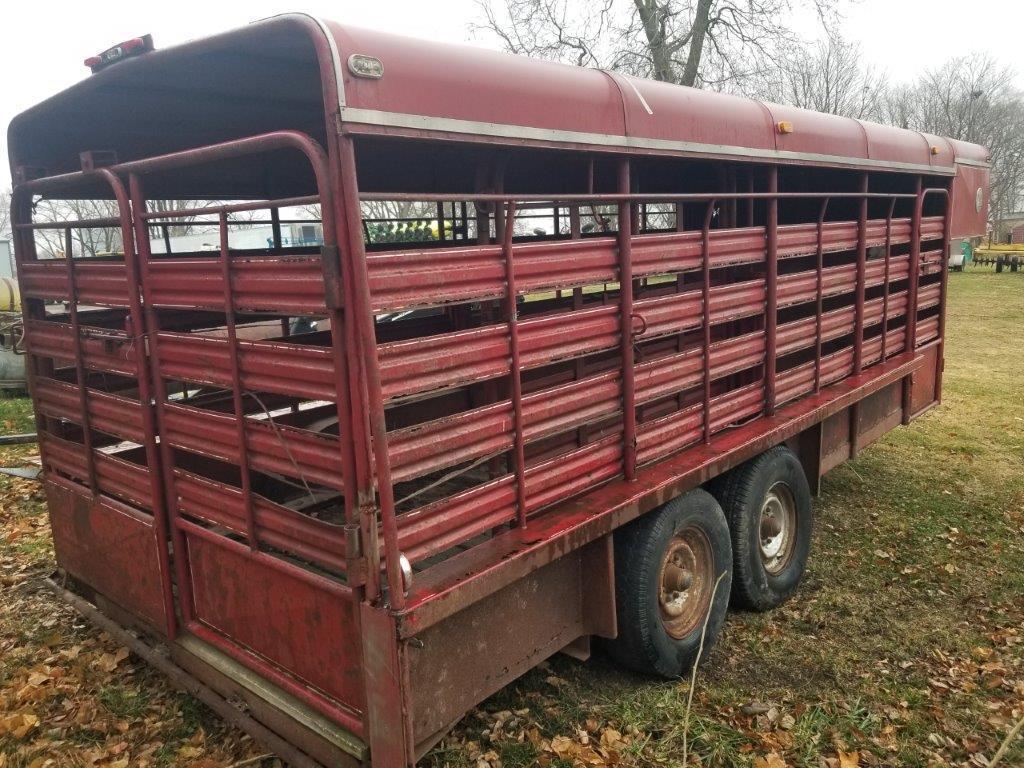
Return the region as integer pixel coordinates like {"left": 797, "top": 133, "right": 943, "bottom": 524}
{"left": 8, "top": 14, "right": 988, "bottom": 767}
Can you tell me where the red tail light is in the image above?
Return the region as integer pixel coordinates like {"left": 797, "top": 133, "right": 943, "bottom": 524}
{"left": 85, "top": 34, "right": 154, "bottom": 73}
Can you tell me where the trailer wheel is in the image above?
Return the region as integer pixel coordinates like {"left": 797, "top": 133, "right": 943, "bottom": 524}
{"left": 605, "top": 489, "right": 732, "bottom": 678}
{"left": 712, "top": 446, "right": 812, "bottom": 612}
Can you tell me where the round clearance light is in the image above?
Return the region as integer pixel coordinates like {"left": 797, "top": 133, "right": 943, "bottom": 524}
{"left": 348, "top": 54, "right": 384, "bottom": 79}
{"left": 776, "top": 121, "right": 794, "bottom": 135}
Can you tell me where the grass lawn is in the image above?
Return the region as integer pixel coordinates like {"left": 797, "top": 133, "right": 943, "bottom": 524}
{"left": 1, "top": 269, "right": 1022, "bottom": 767}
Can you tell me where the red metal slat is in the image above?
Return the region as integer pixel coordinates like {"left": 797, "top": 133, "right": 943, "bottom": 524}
{"left": 397, "top": 374, "right": 781, "bottom": 565}
{"left": 387, "top": 330, "right": 765, "bottom": 484}
{"left": 40, "top": 433, "right": 153, "bottom": 511}
{"left": 155, "top": 332, "right": 337, "bottom": 401}
{"left": 19, "top": 260, "right": 131, "bottom": 306}
{"left": 147, "top": 255, "right": 328, "bottom": 314}
{"left": 33, "top": 377, "right": 145, "bottom": 444}
{"left": 636, "top": 381, "right": 766, "bottom": 465}
{"left": 377, "top": 279, "right": 767, "bottom": 402}
{"left": 363, "top": 216, "right": 922, "bottom": 314}
{"left": 94, "top": 452, "right": 154, "bottom": 511}
{"left": 777, "top": 255, "right": 911, "bottom": 309}
{"left": 24, "top": 320, "right": 137, "bottom": 376}
{"left": 161, "top": 402, "right": 345, "bottom": 491}
{"left": 397, "top": 436, "right": 624, "bottom": 563}
{"left": 173, "top": 468, "right": 347, "bottom": 573}
{"left": 368, "top": 237, "right": 616, "bottom": 311}
{"left": 776, "top": 292, "right": 910, "bottom": 358}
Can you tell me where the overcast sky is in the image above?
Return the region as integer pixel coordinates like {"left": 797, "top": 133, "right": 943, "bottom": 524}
{"left": 1, "top": 0, "right": 1020, "bottom": 189}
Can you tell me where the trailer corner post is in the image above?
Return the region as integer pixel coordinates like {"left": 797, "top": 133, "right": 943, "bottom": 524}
{"left": 617, "top": 159, "right": 637, "bottom": 481}
{"left": 902, "top": 176, "right": 924, "bottom": 424}
{"left": 335, "top": 136, "right": 407, "bottom": 611}
{"left": 934, "top": 186, "right": 953, "bottom": 404}
{"left": 765, "top": 166, "right": 779, "bottom": 416}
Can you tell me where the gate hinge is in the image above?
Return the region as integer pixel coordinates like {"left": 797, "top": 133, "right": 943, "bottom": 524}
{"left": 320, "top": 244, "right": 345, "bottom": 310}
{"left": 344, "top": 521, "right": 362, "bottom": 559}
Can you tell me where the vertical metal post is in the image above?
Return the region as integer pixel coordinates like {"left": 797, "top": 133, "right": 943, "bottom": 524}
{"left": 814, "top": 199, "right": 829, "bottom": 393}
{"left": 63, "top": 228, "right": 98, "bottom": 493}
{"left": 617, "top": 160, "right": 637, "bottom": 481}
{"left": 675, "top": 199, "right": 686, "bottom": 413}
{"left": 934, "top": 189, "right": 952, "bottom": 403}
{"left": 881, "top": 198, "right": 896, "bottom": 362}
{"left": 569, "top": 201, "right": 586, "bottom": 447}
{"left": 853, "top": 173, "right": 869, "bottom": 373}
{"left": 907, "top": 177, "right": 924, "bottom": 354}
{"left": 765, "top": 167, "right": 779, "bottom": 416}
{"left": 701, "top": 200, "right": 715, "bottom": 444}
{"left": 501, "top": 203, "right": 529, "bottom": 528}
{"left": 436, "top": 201, "right": 446, "bottom": 242}
{"left": 902, "top": 177, "right": 924, "bottom": 424}
{"left": 336, "top": 137, "right": 406, "bottom": 609}
{"left": 218, "top": 214, "right": 258, "bottom": 550}
{"left": 746, "top": 172, "right": 755, "bottom": 228}
{"left": 270, "top": 207, "right": 283, "bottom": 250}
{"left": 130, "top": 173, "right": 198, "bottom": 628}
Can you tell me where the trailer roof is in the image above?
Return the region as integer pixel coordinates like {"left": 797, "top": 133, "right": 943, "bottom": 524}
{"left": 8, "top": 13, "right": 989, "bottom": 191}
{"left": 328, "top": 21, "right": 988, "bottom": 175}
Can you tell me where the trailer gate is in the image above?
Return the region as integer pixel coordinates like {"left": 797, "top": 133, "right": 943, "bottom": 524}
{"left": 13, "top": 127, "right": 952, "bottom": 765}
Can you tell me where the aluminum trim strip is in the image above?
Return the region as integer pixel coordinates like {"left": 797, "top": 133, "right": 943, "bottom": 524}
{"left": 338, "top": 106, "right": 959, "bottom": 175}
{"left": 954, "top": 157, "right": 991, "bottom": 169}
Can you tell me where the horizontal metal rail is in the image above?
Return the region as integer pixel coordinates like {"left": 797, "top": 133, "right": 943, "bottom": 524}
{"left": 359, "top": 191, "right": 929, "bottom": 203}
{"left": 139, "top": 195, "right": 321, "bottom": 220}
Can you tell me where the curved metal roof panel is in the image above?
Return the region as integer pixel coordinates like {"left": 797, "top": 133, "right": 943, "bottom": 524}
{"left": 327, "top": 22, "right": 987, "bottom": 172}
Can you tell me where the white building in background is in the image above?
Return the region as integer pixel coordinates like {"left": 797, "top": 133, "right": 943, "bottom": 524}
{"left": 148, "top": 222, "right": 323, "bottom": 254}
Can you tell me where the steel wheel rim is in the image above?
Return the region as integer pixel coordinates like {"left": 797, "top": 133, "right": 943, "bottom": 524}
{"left": 759, "top": 482, "right": 797, "bottom": 575}
{"left": 659, "top": 525, "right": 714, "bottom": 639}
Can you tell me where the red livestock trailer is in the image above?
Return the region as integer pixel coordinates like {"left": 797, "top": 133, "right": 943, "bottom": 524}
{"left": 8, "top": 14, "right": 989, "bottom": 767}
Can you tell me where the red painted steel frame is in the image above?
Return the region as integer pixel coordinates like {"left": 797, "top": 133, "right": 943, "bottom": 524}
{"left": 12, "top": 168, "right": 178, "bottom": 638}
{"left": 13, "top": 134, "right": 955, "bottom": 768}
{"left": 502, "top": 202, "right": 530, "bottom": 527}
{"left": 122, "top": 131, "right": 366, "bottom": 735}
{"left": 9, "top": 15, "right": 973, "bottom": 765}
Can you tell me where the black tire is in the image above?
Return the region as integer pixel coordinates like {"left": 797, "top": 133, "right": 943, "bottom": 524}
{"left": 604, "top": 489, "right": 732, "bottom": 678}
{"left": 712, "top": 446, "right": 813, "bottom": 612}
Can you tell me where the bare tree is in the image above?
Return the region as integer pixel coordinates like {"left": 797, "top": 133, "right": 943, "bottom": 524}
{"left": 0, "top": 190, "right": 11, "bottom": 241}
{"left": 753, "top": 32, "right": 888, "bottom": 119}
{"left": 30, "top": 198, "right": 123, "bottom": 259}
{"left": 475, "top": 0, "right": 841, "bottom": 88}
{"left": 884, "top": 54, "right": 1024, "bottom": 230}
